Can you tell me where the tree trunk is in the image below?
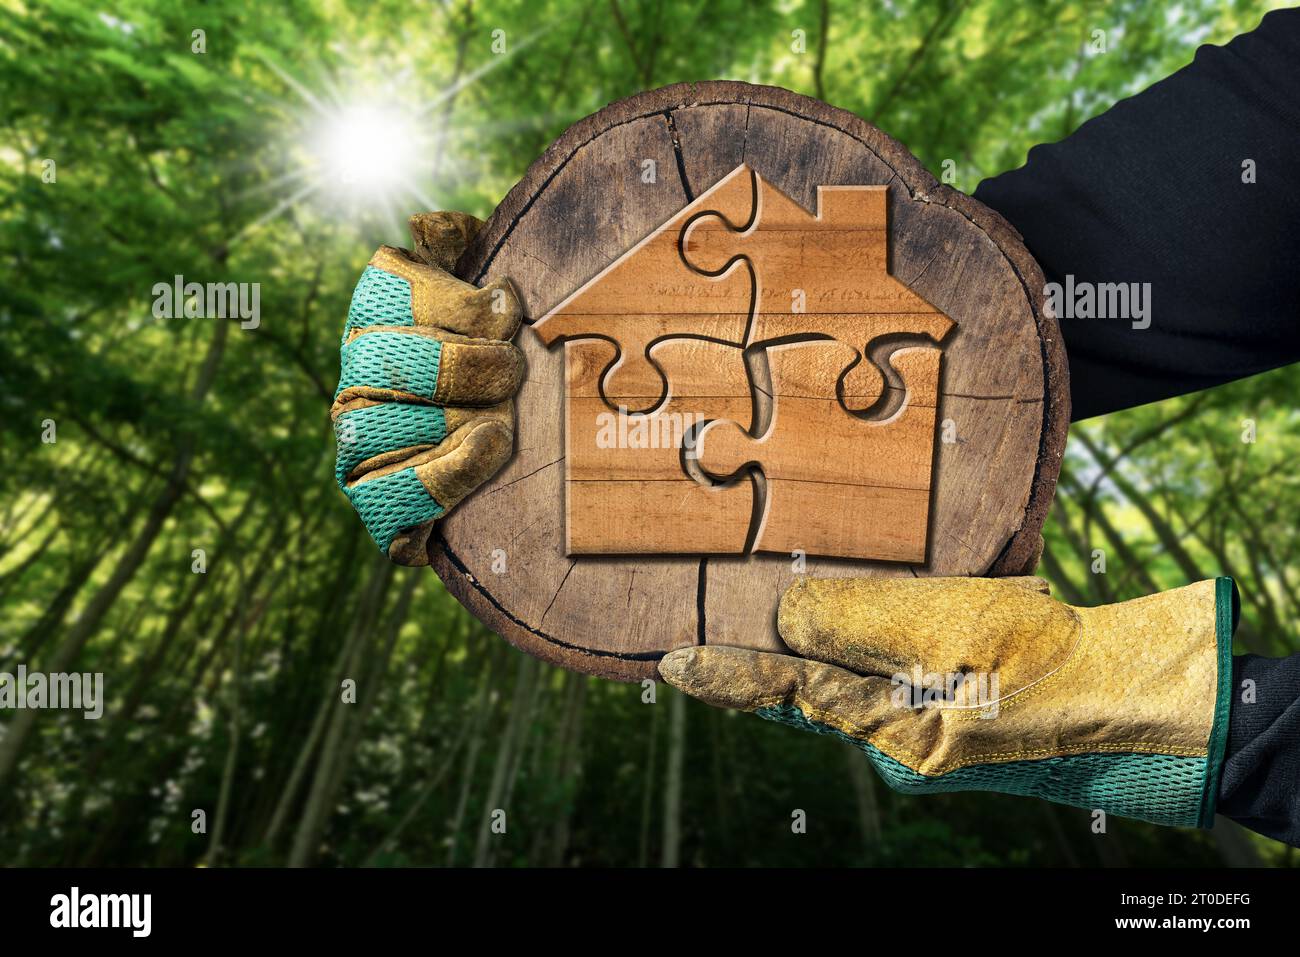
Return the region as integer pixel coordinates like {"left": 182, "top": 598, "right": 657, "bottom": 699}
{"left": 637, "top": 690, "right": 660, "bottom": 868}
{"left": 286, "top": 557, "right": 393, "bottom": 866}
{"left": 660, "top": 688, "right": 686, "bottom": 868}
{"left": 445, "top": 644, "right": 503, "bottom": 866}
{"left": 844, "top": 744, "right": 881, "bottom": 852}
{"left": 472, "top": 652, "right": 539, "bottom": 867}
{"left": 205, "top": 587, "right": 248, "bottom": 866}
{"left": 361, "top": 653, "right": 492, "bottom": 867}
{"left": 316, "top": 571, "right": 418, "bottom": 831}
{"left": 546, "top": 674, "right": 588, "bottom": 866}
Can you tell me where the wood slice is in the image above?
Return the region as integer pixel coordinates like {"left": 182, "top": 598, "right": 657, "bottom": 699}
{"left": 430, "top": 81, "right": 1069, "bottom": 682}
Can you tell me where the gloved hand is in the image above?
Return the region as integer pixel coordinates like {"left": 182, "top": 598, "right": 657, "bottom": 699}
{"left": 660, "top": 576, "right": 1237, "bottom": 828}
{"left": 332, "top": 213, "right": 524, "bottom": 565}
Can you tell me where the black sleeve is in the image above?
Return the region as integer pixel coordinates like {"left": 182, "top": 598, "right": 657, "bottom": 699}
{"left": 971, "top": 6, "right": 1300, "bottom": 422}
{"left": 1217, "top": 654, "right": 1300, "bottom": 846}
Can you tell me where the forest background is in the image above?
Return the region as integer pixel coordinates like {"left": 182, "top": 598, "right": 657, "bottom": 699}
{"left": 1, "top": 0, "right": 1295, "bottom": 866}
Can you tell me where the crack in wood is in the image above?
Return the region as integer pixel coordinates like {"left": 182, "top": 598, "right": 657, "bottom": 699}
{"left": 540, "top": 560, "right": 577, "bottom": 627}
{"left": 484, "top": 456, "right": 563, "bottom": 495}
{"left": 667, "top": 106, "right": 714, "bottom": 641}
{"left": 664, "top": 110, "right": 694, "bottom": 202}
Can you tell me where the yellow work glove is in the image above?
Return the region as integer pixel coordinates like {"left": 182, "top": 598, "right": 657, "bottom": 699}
{"left": 660, "top": 576, "right": 1237, "bottom": 828}
{"left": 332, "top": 213, "right": 524, "bottom": 565}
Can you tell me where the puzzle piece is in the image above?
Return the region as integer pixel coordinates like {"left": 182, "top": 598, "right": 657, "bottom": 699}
{"left": 695, "top": 338, "right": 943, "bottom": 563}
{"left": 532, "top": 165, "right": 757, "bottom": 414}
{"left": 564, "top": 336, "right": 753, "bottom": 554}
{"left": 681, "top": 172, "right": 953, "bottom": 408}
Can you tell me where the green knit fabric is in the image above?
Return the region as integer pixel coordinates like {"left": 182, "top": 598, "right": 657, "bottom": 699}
{"left": 754, "top": 704, "right": 1209, "bottom": 827}
{"left": 1199, "top": 576, "right": 1238, "bottom": 826}
{"left": 342, "top": 265, "right": 413, "bottom": 342}
{"left": 343, "top": 467, "right": 444, "bottom": 553}
{"left": 335, "top": 265, "right": 448, "bottom": 553}
{"left": 334, "top": 403, "right": 448, "bottom": 483}
{"left": 336, "top": 332, "right": 442, "bottom": 402}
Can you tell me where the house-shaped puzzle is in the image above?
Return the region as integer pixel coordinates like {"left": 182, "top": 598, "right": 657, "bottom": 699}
{"left": 530, "top": 164, "right": 954, "bottom": 563}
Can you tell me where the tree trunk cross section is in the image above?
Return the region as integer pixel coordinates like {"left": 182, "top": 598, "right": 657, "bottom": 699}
{"left": 431, "top": 82, "right": 1068, "bottom": 681}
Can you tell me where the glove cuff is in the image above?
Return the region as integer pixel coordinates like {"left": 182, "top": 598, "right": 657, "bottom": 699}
{"left": 1197, "top": 576, "right": 1238, "bottom": 827}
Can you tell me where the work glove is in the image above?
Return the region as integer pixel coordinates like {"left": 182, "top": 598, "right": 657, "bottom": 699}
{"left": 660, "top": 576, "right": 1237, "bottom": 828}
{"left": 332, "top": 213, "right": 524, "bottom": 565}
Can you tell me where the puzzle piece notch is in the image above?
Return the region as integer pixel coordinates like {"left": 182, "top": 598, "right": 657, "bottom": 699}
{"left": 531, "top": 164, "right": 759, "bottom": 414}
{"left": 840, "top": 331, "right": 951, "bottom": 421}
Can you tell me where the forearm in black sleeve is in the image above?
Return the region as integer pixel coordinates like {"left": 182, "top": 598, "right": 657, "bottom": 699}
{"left": 972, "top": 7, "right": 1300, "bottom": 421}
{"left": 1217, "top": 654, "right": 1300, "bottom": 846}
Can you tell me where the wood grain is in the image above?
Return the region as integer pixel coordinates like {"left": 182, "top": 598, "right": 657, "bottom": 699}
{"left": 431, "top": 82, "right": 1068, "bottom": 680}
